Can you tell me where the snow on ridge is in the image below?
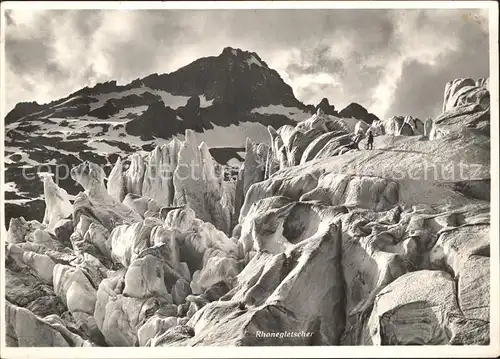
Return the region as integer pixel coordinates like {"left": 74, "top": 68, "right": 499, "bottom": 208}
{"left": 87, "top": 86, "right": 219, "bottom": 113}
{"left": 88, "top": 87, "right": 191, "bottom": 111}
{"left": 89, "top": 88, "right": 151, "bottom": 111}
{"left": 246, "top": 54, "right": 264, "bottom": 68}
{"left": 251, "top": 104, "right": 310, "bottom": 122}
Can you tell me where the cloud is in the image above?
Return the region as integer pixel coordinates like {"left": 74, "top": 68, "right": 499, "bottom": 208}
{"left": 4, "top": 8, "right": 490, "bottom": 120}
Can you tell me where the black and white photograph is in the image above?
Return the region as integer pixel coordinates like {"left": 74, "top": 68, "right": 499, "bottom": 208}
{"left": 1, "top": 1, "right": 498, "bottom": 357}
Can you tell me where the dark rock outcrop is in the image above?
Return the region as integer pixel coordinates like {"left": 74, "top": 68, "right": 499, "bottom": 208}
{"left": 338, "top": 103, "right": 380, "bottom": 124}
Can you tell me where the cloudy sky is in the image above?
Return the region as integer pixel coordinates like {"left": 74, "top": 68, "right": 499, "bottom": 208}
{"left": 4, "top": 6, "right": 490, "bottom": 120}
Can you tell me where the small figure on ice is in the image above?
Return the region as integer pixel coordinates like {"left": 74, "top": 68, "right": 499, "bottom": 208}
{"left": 366, "top": 130, "right": 374, "bottom": 150}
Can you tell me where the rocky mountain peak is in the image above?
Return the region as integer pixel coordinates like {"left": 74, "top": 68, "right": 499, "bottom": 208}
{"left": 220, "top": 46, "right": 269, "bottom": 69}
{"left": 316, "top": 97, "right": 338, "bottom": 116}
{"left": 338, "top": 102, "right": 380, "bottom": 124}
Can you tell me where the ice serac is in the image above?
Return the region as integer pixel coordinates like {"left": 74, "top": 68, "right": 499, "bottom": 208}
{"left": 41, "top": 174, "right": 73, "bottom": 231}
{"left": 173, "top": 129, "right": 230, "bottom": 234}
{"left": 443, "top": 77, "right": 490, "bottom": 113}
{"left": 6, "top": 301, "right": 92, "bottom": 347}
{"left": 234, "top": 138, "right": 269, "bottom": 227}
{"left": 154, "top": 207, "right": 345, "bottom": 346}
{"left": 142, "top": 139, "right": 182, "bottom": 207}
{"left": 125, "top": 153, "right": 146, "bottom": 196}
{"left": 242, "top": 138, "right": 269, "bottom": 197}
{"left": 2, "top": 75, "right": 491, "bottom": 347}
{"left": 432, "top": 77, "right": 490, "bottom": 139}
{"left": 107, "top": 157, "right": 125, "bottom": 203}
{"left": 264, "top": 108, "right": 363, "bottom": 176}
{"left": 361, "top": 270, "right": 461, "bottom": 345}
{"left": 71, "top": 161, "right": 142, "bottom": 230}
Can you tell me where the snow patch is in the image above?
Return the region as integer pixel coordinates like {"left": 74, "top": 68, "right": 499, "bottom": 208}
{"left": 154, "top": 90, "right": 190, "bottom": 109}
{"left": 114, "top": 105, "right": 149, "bottom": 119}
{"left": 4, "top": 181, "right": 44, "bottom": 203}
{"left": 43, "top": 146, "right": 80, "bottom": 158}
{"left": 5, "top": 182, "right": 18, "bottom": 192}
{"left": 176, "top": 122, "right": 271, "bottom": 148}
{"left": 199, "top": 95, "right": 214, "bottom": 108}
{"left": 4, "top": 198, "right": 37, "bottom": 205}
{"left": 4, "top": 148, "right": 39, "bottom": 166}
{"left": 86, "top": 140, "right": 123, "bottom": 154}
